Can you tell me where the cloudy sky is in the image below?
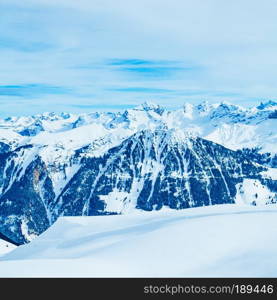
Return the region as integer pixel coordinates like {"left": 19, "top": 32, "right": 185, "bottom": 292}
{"left": 1, "top": 0, "right": 277, "bottom": 116}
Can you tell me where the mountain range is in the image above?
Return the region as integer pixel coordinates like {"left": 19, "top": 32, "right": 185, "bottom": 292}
{"left": 0, "top": 100, "right": 276, "bottom": 245}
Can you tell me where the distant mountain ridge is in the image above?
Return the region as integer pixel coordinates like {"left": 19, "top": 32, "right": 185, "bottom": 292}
{"left": 1, "top": 100, "right": 277, "bottom": 154}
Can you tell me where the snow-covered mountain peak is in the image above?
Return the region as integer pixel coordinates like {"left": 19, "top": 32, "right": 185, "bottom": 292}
{"left": 195, "top": 101, "right": 217, "bottom": 115}
{"left": 134, "top": 101, "right": 165, "bottom": 115}
{"left": 256, "top": 100, "right": 277, "bottom": 110}
{"left": 209, "top": 102, "right": 245, "bottom": 120}
{"left": 129, "top": 128, "right": 191, "bottom": 150}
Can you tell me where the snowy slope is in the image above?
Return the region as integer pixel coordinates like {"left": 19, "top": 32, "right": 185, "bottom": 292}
{"left": 0, "top": 239, "right": 16, "bottom": 257}
{"left": 1, "top": 204, "right": 277, "bottom": 277}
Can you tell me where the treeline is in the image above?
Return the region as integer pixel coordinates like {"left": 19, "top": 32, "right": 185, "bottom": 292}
{"left": 237, "top": 147, "right": 277, "bottom": 167}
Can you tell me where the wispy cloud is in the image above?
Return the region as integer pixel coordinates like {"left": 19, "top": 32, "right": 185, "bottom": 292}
{"left": 106, "top": 86, "right": 244, "bottom": 99}
{"left": 118, "top": 66, "right": 185, "bottom": 79}
{"left": 106, "top": 59, "right": 198, "bottom": 79}
{"left": 0, "top": 84, "right": 71, "bottom": 98}
{"left": 70, "top": 104, "right": 135, "bottom": 110}
{"left": 107, "top": 87, "right": 173, "bottom": 93}
{"left": 106, "top": 59, "right": 178, "bottom": 66}
{"left": 0, "top": 38, "right": 52, "bottom": 52}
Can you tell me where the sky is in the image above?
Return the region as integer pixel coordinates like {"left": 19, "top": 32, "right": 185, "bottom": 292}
{"left": 1, "top": 0, "right": 277, "bottom": 117}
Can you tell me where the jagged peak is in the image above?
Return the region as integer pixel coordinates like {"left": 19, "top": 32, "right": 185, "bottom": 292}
{"left": 257, "top": 100, "right": 277, "bottom": 110}
{"left": 129, "top": 128, "right": 193, "bottom": 149}
{"left": 196, "top": 100, "right": 212, "bottom": 112}
{"left": 216, "top": 101, "right": 244, "bottom": 111}
{"left": 134, "top": 101, "right": 165, "bottom": 115}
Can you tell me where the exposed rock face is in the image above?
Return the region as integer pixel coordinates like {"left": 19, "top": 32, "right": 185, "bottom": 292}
{"left": 0, "top": 146, "right": 54, "bottom": 244}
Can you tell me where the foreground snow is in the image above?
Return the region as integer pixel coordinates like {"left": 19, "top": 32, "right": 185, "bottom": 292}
{"left": 0, "top": 240, "right": 17, "bottom": 257}
{"left": 1, "top": 204, "right": 277, "bottom": 277}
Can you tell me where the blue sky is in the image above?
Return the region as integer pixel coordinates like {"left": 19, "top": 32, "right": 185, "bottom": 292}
{"left": 1, "top": 0, "right": 277, "bottom": 117}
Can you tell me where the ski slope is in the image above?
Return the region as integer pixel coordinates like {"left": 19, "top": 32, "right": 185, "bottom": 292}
{"left": 1, "top": 204, "right": 277, "bottom": 277}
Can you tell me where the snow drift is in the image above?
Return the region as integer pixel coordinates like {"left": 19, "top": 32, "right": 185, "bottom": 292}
{"left": 1, "top": 204, "right": 277, "bottom": 277}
